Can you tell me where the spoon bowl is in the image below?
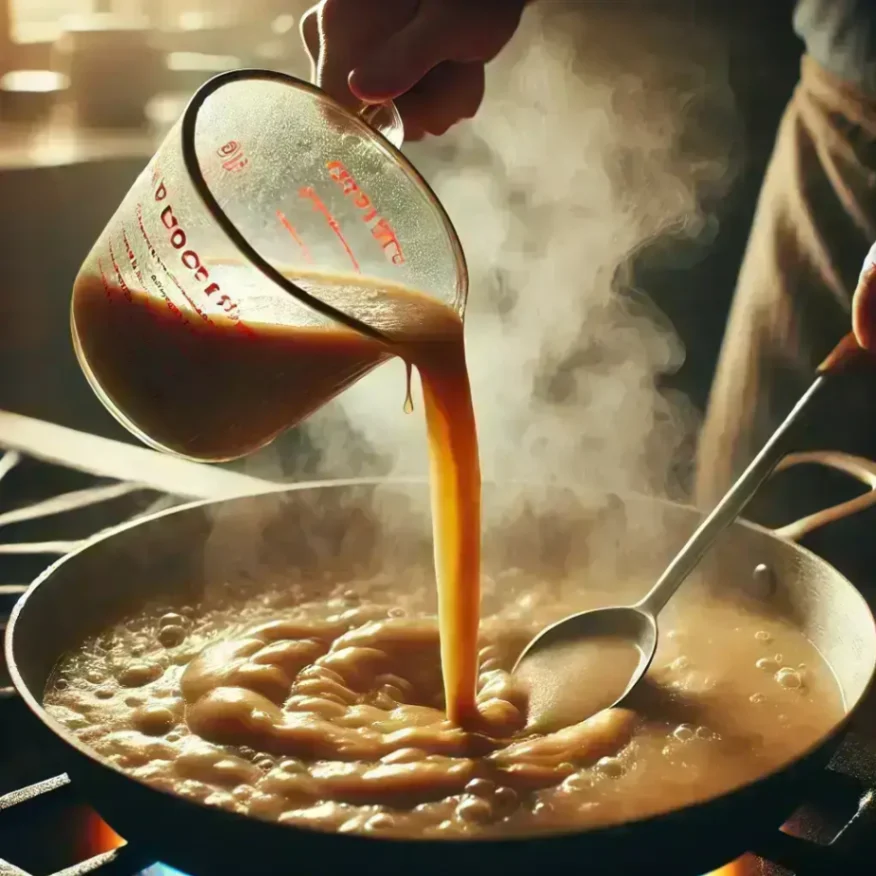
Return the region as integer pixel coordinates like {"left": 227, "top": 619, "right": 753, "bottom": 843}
{"left": 515, "top": 605, "right": 657, "bottom": 673}
{"left": 512, "top": 606, "right": 656, "bottom": 731}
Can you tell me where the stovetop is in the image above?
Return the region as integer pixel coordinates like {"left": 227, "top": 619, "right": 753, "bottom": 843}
{"left": 2, "top": 413, "right": 876, "bottom": 876}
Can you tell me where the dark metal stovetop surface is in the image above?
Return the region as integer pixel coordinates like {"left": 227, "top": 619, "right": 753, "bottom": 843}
{"left": 2, "top": 424, "right": 876, "bottom": 876}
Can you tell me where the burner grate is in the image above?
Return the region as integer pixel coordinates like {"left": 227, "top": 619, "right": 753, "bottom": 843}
{"left": 0, "top": 415, "right": 279, "bottom": 876}
{"left": 0, "top": 412, "right": 277, "bottom": 700}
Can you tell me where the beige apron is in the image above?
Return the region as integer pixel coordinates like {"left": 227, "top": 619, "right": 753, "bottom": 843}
{"left": 695, "top": 56, "right": 876, "bottom": 581}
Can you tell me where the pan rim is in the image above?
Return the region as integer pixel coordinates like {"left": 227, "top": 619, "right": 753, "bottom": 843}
{"left": 5, "top": 476, "right": 876, "bottom": 850}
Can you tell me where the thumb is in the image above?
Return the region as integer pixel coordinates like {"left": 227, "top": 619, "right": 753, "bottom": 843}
{"left": 350, "top": 0, "right": 525, "bottom": 101}
{"left": 852, "top": 242, "right": 876, "bottom": 351}
{"left": 316, "top": 0, "right": 418, "bottom": 107}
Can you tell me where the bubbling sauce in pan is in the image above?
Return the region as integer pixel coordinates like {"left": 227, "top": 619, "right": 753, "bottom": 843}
{"left": 45, "top": 575, "right": 843, "bottom": 838}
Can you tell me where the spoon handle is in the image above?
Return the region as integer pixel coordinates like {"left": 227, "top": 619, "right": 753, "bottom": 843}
{"left": 636, "top": 332, "right": 868, "bottom": 618}
{"left": 637, "top": 325, "right": 874, "bottom": 619}
{"left": 636, "top": 375, "right": 828, "bottom": 616}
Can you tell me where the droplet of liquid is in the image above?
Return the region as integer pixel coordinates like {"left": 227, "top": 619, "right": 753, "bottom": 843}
{"left": 403, "top": 361, "right": 414, "bottom": 414}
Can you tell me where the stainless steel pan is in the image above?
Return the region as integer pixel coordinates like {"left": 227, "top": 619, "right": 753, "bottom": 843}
{"left": 7, "top": 452, "right": 876, "bottom": 875}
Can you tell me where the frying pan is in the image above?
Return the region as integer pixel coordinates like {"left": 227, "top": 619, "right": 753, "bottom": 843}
{"left": 6, "top": 452, "right": 876, "bottom": 876}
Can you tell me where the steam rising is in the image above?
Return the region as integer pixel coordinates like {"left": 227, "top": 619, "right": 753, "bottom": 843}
{"left": 258, "top": 5, "right": 738, "bottom": 505}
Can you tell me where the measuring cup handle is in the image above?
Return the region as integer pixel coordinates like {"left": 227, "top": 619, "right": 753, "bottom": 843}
{"left": 300, "top": 3, "right": 405, "bottom": 149}
{"left": 357, "top": 101, "right": 405, "bottom": 149}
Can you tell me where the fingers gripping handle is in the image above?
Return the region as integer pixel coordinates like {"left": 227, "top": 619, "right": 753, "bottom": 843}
{"left": 300, "top": 6, "right": 405, "bottom": 149}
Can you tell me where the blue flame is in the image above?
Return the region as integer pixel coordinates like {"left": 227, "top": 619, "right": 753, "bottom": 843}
{"left": 140, "top": 866, "right": 191, "bottom": 876}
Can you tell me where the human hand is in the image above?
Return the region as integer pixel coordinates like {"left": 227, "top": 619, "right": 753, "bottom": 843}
{"left": 852, "top": 242, "right": 876, "bottom": 351}
{"left": 300, "top": 0, "right": 527, "bottom": 140}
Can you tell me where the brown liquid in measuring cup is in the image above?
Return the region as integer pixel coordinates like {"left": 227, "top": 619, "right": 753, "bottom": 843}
{"left": 72, "top": 266, "right": 482, "bottom": 725}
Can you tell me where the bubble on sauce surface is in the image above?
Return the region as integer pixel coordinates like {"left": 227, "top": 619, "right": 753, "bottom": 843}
{"left": 460, "top": 778, "right": 492, "bottom": 799}
{"left": 158, "top": 625, "right": 187, "bottom": 647}
{"left": 95, "top": 684, "right": 116, "bottom": 700}
{"left": 456, "top": 795, "right": 496, "bottom": 824}
{"left": 494, "top": 786, "right": 518, "bottom": 812}
{"left": 775, "top": 668, "right": 804, "bottom": 690}
{"left": 560, "top": 772, "right": 591, "bottom": 793}
{"left": 118, "top": 662, "right": 163, "bottom": 687}
{"left": 672, "top": 724, "right": 695, "bottom": 742}
{"left": 595, "top": 756, "right": 624, "bottom": 778}
{"left": 132, "top": 704, "right": 177, "bottom": 735}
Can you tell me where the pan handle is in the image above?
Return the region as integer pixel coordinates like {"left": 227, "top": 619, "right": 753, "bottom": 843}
{"left": 768, "top": 451, "right": 876, "bottom": 542}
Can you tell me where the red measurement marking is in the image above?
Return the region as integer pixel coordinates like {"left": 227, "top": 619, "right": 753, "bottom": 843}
{"left": 107, "top": 239, "right": 133, "bottom": 302}
{"left": 135, "top": 204, "right": 201, "bottom": 335}
{"left": 97, "top": 260, "right": 113, "bottom": 299}
{"left": 122, "top": 231, "right": 143, "bottom": 288}
{"left": 326, "top": 160, "right": 405, "bottom": 265}
{"left": 299, "top": 186, "right": 361, "bottom": 273}
{"left": 276, "top": 210, "right": 313, "bottom": 263}
{"left": 151, "top": 178, "right": 254, "bottom": 341}
{"left": 217, "top": 140, "right": 248, "bottom": 173}
{"left": 122, "top": 230, "right": 154, "bottom": 311}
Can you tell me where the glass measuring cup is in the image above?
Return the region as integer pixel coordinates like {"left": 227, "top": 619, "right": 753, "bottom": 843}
{"left": 71, "top": 69, "right": 468, "bottom": 462}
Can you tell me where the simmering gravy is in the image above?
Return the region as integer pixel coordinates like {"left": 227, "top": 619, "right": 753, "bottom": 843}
{"left": 45, "top": 574, "right": 842, "bottom": 838}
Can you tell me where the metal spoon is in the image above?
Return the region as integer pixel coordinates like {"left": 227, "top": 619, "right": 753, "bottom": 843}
{"left": 513, "top": 332, "right": 863, "bottom": 731}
